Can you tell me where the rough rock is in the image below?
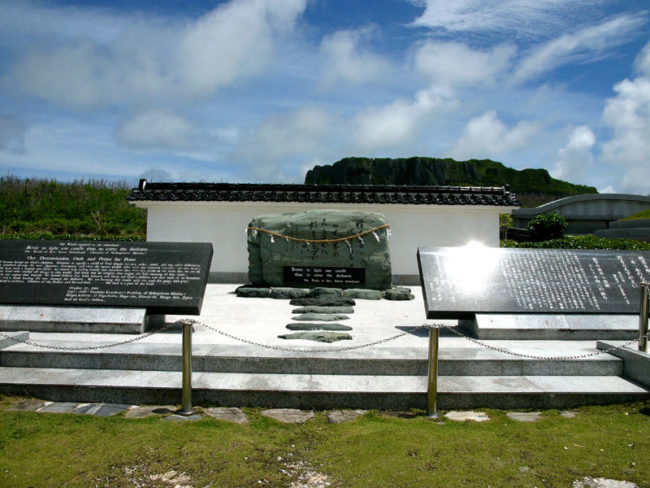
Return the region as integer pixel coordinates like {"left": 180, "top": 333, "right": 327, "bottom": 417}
{"left": 270, "top": 287, "right": 310, "bottom": 299}
{"left": 286, "top": 323, "right": 353, "bottom": 331}
{"left": 343, "top": 289, "right": 383, "bottom": 300}
{"left": 307, "top": 287, "right": 343, "bottom": 297}
{"left": 235, "top": 286, "right": 271, "bottom": 298}
{"left": 261, "top": 408, "right": 315, "bottom": 424}
{"left": 292, "top": 306, "right": 354, "bottom": 314}
{"left": 292, "top": 313, "right": 350, "bottom": 322}
{"left": 384, "top": 288, "right": 415, "bottom": 301}
{"left": 247, "top": 209, "right": 392, "bottom": 289}
{"left": 290, "top": 297, "right": 356, "bottom": 307}
{"left": 204, "top": 407, "right": 249, "bottom": 425}
{"left": 278, "top": 331, "right": 353, "bottom": 343}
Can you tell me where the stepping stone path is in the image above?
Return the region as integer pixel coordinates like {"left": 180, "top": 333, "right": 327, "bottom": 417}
{"left": 286, "top": 322, "right": 352, "bottom": 331}
{"left": 124, "top": 405, "right": 176, "bottom": 419}
{"left": 292, "top": 306, "right": 354, "bottom": 314}
{"left": 162, "top": 413, "right": 202, "bottom": 422}
{"left": 573, "top": 477, "right": 639, "bottom": 488}
{"left": 204, "top": 407, "right": 249, "bottom": 425}
{"left": 507, "top": 411, "right": 542, "bottom": 422}
{"left": 292, "top": 313, "right": 350, "bottom": 322}
{"left": 73, "top": 403, "right": 133, "bottom": 417}
{"left": 279, "top": 331, "right": 352, "bottom": 343}
{"left": 261, "top": 408, "right": 314, "bottom": 424}
{"left": 444, "top": 411, "right": 491, "bottom": 422}
{"left": 281, "top": 295, "right": 358, "bottom": 343}
{"left": 327, "top": 410, "right": 367, "bottom": 423}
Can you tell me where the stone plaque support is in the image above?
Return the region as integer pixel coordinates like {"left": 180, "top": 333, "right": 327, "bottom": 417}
{"left": 426, "top": 326, "right": 440, "bottom": 419}
{"left": 640, "top": 282, "right": 649, "bottom": 353}
{"left": 179, "top": 321, "right": 195, "bottom": 416}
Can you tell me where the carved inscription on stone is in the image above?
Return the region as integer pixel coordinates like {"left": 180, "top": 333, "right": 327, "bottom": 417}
{"left": 0, "top": 240, "right": 213, "bottom": 314}
{"left": 418, "top": 247, "right": 650, "bottom": 319}
{"left": 283, "top": 266, "right": 365, "bottom": 286}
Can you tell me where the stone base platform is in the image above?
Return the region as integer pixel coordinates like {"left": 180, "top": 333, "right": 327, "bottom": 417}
{"left": 0, "top": 306, "right": 163, "bottom": 334}
{"left": 461, "top": 314, "right": 638, "bottom": 340}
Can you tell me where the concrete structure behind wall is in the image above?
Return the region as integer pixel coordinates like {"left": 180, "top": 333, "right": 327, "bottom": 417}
{"left": 512, "top": 194, "right": 650, "bottom": 235}
{"left": 129, "top": 181, "right": 519, "bottom": 284}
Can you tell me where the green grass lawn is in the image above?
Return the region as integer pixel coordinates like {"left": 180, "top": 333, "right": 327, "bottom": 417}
{"left": 1, "top": 397, "right": 648, "bottom": 488}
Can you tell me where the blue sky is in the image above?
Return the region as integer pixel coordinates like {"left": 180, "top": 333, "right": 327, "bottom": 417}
{"left": 1, "top": 0, "right": 649, "bottom": 194}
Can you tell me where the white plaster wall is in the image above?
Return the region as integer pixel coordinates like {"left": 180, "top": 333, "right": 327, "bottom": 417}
{"left": 138, "top": 201, "right": 509, "bottom": 278}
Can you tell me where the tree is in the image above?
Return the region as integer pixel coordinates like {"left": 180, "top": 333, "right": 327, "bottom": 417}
{"left": 528, "top": 212, "right": 568, "bottom": 241}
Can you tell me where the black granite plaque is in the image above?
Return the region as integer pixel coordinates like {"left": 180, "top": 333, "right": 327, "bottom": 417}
{"left": 0, "top": 240, "right": 213, "bottom": 314}
{"left": 418, "top": 247, "right": 650, "bottom": 319}
{"left": 283, "top": 265, "right": 365, "bottom": 286}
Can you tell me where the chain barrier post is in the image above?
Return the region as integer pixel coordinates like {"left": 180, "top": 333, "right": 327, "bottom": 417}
{"left": 426, "top": 325, "right": 440, "bottom": 419}
{"left": 179, "top": 320, "right": 195, "bottom": 415}
{"left": 640, "top": 282, "right": 649, "bottom": 353}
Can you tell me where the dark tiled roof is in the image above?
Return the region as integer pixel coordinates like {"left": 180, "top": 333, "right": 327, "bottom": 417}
{"left": 128, "top": 180, "right": 520, "bottom": 206}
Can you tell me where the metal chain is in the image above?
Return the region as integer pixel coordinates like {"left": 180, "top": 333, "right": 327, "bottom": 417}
{"left": 0, "top": 322, "right": 179, "bottom": 351}
{"left": 437, "top": 324, "right": 643, "bottom": 361}
{"left": 183, "top": 318, "right": 427, "bottom": 353}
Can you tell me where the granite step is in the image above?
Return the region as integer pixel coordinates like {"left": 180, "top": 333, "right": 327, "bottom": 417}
{"left": 0, "top": 340, "right": 625, "bottom": 376}
{"left": 0, "top": 367, "right": 646, "bottom": 410}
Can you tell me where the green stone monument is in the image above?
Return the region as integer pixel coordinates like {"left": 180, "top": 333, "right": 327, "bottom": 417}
{"left": 247, "top": 209, "right": 392, "bottom": 290}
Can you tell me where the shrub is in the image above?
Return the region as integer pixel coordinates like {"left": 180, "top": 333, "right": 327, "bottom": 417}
{"left": 527, "top": 212, "right": 568, "bottom": 241}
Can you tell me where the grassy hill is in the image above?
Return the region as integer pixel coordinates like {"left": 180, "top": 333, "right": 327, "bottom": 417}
{"left": 305, "top": 157, "right": 597, "bottom": 207}
{"left": 0, "top": 176, "right": 145, "bottom": 239}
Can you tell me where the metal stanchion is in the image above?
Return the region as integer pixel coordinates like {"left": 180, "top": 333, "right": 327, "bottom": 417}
{"left": 426, "top": 326, "right": 440, "bottom": 419}
{"left": 640, "top": 282, "right": 649, "bottom": 353}
{"left": 179, "top": 321, "right": 195, "bottom": 415}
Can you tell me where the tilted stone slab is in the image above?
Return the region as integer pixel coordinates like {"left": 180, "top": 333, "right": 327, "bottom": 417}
{"left": 290, "top": 297, "right": 356, "bottom": 307}
{"left": 292, "top": 306, "right": 354, "bottom": 314}
{"left": 285, "top": 323, "right": 353, "bottom": 331}
{"left": 292, "top": 313, "right": 350, "bottom": 322}
{"left": 247, "top": 210, "right": 392, "bottom": 289}
{"left": 278, "top": 331, "right": 353, "bottom": 343}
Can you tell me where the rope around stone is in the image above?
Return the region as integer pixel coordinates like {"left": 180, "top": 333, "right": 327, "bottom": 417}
{"left": 246, "top": 224, "right": 390, "bottom": 244}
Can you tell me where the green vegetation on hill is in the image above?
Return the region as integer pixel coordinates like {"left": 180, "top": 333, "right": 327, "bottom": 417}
{"left": 305, "top": 157, "right": 597, "bottom": 207}
{"left": 0, "top": 176, "right": 145, "bottom": 239}
{"left": 622, "top": 209, "right": 650, "bottom": 220}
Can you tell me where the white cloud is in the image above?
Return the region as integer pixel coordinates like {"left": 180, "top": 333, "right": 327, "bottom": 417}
{"left": 414, "top": 41, "right": 515, "bottom": 87}
{"left": 6, "top": 0, "right": 308, "bottom": 107}
{"left": 353, "top": 86, "right": 457, "bottom": 151}
{"left": 513, "top": 15, "right": 648, "bottom": 83}
{"left": 0, "top": 115, "right": 26, "bottom": 153}
{"left": 411, "top": 0, "right": 608, "bottom": 38}
{"left": 237, "top": 106, "right": 338, "bottom": 164}
{"left": 600, "top": 44, "right": 650, "bottom": 194}
{"left": 319, "top": 28, "right": 392, "bottom": 86}
{"left": 115, "top": 110, "right": 197, "bottom": 150}
{"left": 635, "top": 42, "right": 650, "bottom": 76}
{"left": 448, "top": 111, "right": 539, "bottom": 160}
{"left": 551, "top": 126, "right": 595, "bottom": 182}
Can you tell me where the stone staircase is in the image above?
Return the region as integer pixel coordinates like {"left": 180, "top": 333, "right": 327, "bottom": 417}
{"left": 1, "top": 328, "right": 647, "bottom": 410}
